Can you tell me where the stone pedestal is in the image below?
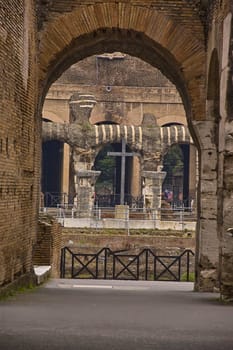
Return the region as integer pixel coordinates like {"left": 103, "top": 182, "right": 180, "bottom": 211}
{"left": 142, "top": 171, "right": 166, "bottom": 220}
{"left": 74, "top": 170, "right": 100, "bottom": 217}
{"left": 115, "top": 205, "right": 129, "bottom": 220}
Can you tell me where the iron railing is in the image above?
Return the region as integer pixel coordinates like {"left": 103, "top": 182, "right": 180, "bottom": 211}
{"left": 44, "top": 205, "right": 196, "bottom": 222}
{"left": 43, "top": 192, "right": 73, "bottom": 207}
{"left": 60, "top": 247, "right": 195, "bottom": 281}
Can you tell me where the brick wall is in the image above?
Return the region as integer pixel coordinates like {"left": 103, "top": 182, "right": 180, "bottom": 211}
{"left": 33, "top": 215, "right": 62, "bottom": 278}
{"left": 0, "top": 1, "right": 38, "bottom": 288}
{"left": 62, "top": 228, "right": 195, "bottom": 255}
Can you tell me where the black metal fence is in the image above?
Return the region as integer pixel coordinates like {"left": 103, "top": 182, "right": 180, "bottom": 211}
{"left": 60, "top": 247, "right": 195, "bottom": 281}
{"left": 43, "top": 192, "right": 71, "bottom": 207}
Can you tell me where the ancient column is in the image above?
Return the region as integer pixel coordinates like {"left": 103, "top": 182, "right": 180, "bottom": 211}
{"left": 142, "top": 170, "right": 166, "bottom": 220}
{"left": 74, "top": 170, "right": 101, "bottom": 217}
{"left": 69, "top": 93, "right": 99, "bottom": 211}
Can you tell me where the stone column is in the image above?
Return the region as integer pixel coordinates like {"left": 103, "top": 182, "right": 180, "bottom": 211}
{"left": 142, "top": 170, "right": 166, "bottom": 220}
{"left": 192, "top": 119, "right": 219, "bottom": 292}
{"left": 74, "top": 170, "right": 100, "bottom": 217}
{"left": 130, "top": 157, "right": 141, "bottom": 198}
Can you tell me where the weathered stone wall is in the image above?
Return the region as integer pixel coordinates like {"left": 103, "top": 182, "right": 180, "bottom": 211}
{"left": 218, "top": 4, "right": 233, "bottom": 301}
{"left": 193, "top": 1, "right": 233, "bottom": 294}
{"left": 0, "top": 1, "right": 38, "bottom": 289}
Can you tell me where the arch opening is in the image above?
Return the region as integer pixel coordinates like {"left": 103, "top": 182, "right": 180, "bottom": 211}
{"left": 42, "top": 50, "right": 199, "bottom": 212}
{"left": 40, "top": 29, "right": 193, "bottom": 122}
{"left": 39, "top": 17, "right": 202, "bottom": 287}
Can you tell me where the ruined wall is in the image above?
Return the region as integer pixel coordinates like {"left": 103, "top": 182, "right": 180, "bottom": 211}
{"left": 218, "top": 2, "right": 233, "bottom": 301}
{"left": 0, "top": 1, "right": 39, "bottom": 289}
{"left": 33, "top": 216, "right": 62, "bottom": 278}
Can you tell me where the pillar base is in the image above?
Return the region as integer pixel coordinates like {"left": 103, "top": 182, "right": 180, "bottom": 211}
{"left": 115, "top": 205, "right": 129, "bottom": 220}
{"left": 142, "top": 170, "right": 166, "bottom": 219}
{"left": 74, "top": 170, "right": 100, "bottom": 216}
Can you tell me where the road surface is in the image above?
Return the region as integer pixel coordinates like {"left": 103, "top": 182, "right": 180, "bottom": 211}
{"left": 0, "top": 279, "right": 233, "bottom": 350}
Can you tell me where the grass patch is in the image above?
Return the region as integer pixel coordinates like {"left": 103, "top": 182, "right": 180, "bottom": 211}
{"left": 0, "top": 283, "right": 37, "bottom": 302}
{"left": 181, "top": 272, "right": 195, "bottom": 282}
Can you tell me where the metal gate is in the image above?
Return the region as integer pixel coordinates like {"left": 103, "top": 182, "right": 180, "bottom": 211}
{"left": 60, "top": 247, "right": 195, "bottom": 281}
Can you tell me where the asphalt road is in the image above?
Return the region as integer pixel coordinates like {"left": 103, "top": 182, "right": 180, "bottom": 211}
{"left": 1, "top": 279, "right": 233, "bottom": 350}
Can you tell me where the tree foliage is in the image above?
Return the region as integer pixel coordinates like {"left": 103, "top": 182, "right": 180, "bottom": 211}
{"left": 163, "top": 144, "right": 184, "bottom": 187}
{"left": 94, "top": 144, "right": 116, "bottom": 193}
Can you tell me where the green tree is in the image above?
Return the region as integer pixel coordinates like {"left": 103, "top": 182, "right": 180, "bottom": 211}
{"left": 94, "top": 145, "right": 116, "bottom": 194}
{"left": 163, "top": 144, "right": 184, "bottom": 188}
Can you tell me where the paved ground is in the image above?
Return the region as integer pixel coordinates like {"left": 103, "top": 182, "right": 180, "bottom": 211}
{"left": 1, "top": 279, "right": 233, "bottom": 350}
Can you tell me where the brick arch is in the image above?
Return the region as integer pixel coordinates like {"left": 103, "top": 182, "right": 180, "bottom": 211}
{"left": 42, "top": 111, "right": 65, "bottom": 124}
{"left": 38, "top": 2, "right": 206, "bottom": 124}
{"left": 157, "top": 116, "right": 187, "bottom": 127}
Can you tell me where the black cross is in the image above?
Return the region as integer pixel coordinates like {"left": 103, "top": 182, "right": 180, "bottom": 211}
{"left": 107, "top": 138, "right": 139, "bottom": 205}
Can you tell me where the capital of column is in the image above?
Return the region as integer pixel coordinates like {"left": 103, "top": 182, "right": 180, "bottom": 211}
{"left": 69, "top": 93, "right": 96, "bottom": 124}
{"left": 142, "top": 170, "right": 166, "bottom": 183}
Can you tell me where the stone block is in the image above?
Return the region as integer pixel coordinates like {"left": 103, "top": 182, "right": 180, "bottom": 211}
{"left": 200, "top": 179, "right": 217, "bottom": 195}
{"left": 198, "top": 268, "right": 218, "bottom": 292}
{"left": 199, "top": 196, "right": 217, "bottom": 220}
{"left": 192, "top": 121, "right": 216, "bottom": 150}
{"left": 200, "top": 149, "right": 217, "bottom": 180}
{"left": 115, "top": 205, "right": 129, "bottom": 220}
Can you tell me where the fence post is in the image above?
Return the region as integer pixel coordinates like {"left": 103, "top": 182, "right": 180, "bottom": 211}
{"left": 104, "top": 248, "right": 107, "bottom": 279}
{"left": 187, "top": 250, "right": 190, "bottom": 281}
{"left": 60, "top": 248, "right": 66, "bottom": 278}
{"left": 145, "top": 249, "right": 149, "bottom": 280}
{"left": 71, "top": 254, "right": 74, "bottom": 278}
{"left": 178, "top": 256, "right": 181, "bottom": 281}
{"left": 96, "top": 255, "right": 99, "bottom": 279}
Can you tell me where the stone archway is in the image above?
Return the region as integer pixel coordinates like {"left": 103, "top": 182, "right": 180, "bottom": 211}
{"left": 38, "top": 3, "right": 206, "bottom": 122}
{"left": 37, "top": 2, "right": 209, "bottom": 290}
